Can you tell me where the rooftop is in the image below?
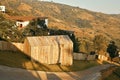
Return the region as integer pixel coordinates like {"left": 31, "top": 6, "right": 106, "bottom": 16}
{"left": 7, "top": 16, "right": 48, "bottom": 21}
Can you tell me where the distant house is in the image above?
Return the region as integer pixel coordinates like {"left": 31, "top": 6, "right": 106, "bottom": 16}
{"left": 0, "top": 6, "right": 5, "bottom": 13}
{"left": 10, "top": 16, "right": 48, "bottom": 29}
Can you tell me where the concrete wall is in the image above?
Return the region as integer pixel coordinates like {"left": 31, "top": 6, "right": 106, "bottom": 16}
{"left": 16, "top": 21, "right": 30, "bottom": 28}
{"left": 73, "top": 53, "right": 96, "bottom": 60}
{"left": 0, "top": 6, "right": 5, "bottom": 12}
{"left": 0, "top": 41, "right": 23, "bottom": 51}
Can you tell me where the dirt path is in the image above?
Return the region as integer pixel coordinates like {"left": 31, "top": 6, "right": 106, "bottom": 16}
{"left": 0, "top": 64, "right": 115, "bottom": 80}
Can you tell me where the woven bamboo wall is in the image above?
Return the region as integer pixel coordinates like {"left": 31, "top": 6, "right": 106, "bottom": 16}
{"left": 56, "top": 36, "right": 73, "bottom": 65}
{"left": 24, "top": 35, "right": 73, "bottom": 65}
{"left": 24, "top": 39, "right": 31, "bottom": 56}
{"left": 0, "top": 41, "right": 23, "bottom": 51}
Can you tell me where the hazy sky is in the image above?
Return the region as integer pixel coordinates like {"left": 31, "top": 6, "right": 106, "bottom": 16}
{"left": 43, "top": 0, "right": 120, "bottom": 14}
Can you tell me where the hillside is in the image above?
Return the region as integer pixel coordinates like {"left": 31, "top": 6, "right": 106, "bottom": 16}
{"left": 0, "top": 0, "right": 120, "bottom": 49}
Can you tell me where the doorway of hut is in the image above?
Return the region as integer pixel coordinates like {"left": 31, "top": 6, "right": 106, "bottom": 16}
{"left": 19, "top": 24, "right": 23, "bottom": 28}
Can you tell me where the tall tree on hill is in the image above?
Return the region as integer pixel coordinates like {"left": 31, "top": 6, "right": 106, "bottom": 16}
{"left": 107, "top": 41, "right": 118, "bottom": 61}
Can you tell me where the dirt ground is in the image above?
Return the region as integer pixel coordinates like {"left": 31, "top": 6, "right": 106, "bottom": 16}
{"left": 101, "top": 63, "right": 120, "bottom": 80}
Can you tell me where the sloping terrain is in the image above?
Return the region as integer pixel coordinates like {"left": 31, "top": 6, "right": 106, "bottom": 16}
{"left": 0, "top": 0, "right": 120, "bottom": 48}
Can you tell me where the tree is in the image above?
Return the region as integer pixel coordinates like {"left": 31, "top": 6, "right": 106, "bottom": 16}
{"left": 93, "top": 34, "right": 108, "bottom": 56}
{"left": 107, "top": 41, "right": 118, "bottom": 60}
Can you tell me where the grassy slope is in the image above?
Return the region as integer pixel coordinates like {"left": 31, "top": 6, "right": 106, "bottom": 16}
{"left": 1, "top": 0, "right": 120, "bottom": 48}
{"left": 0, "top": 50, "right": 100, "bottom": 72}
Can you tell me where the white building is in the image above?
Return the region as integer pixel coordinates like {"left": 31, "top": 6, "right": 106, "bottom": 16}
{"left": 0, "top": 6, "right": 5, "bottom": 12}
{"left": 10, "top": 16, "right": 48, "bottom": 29}
{"left": 16, "top": 20, "right": 30, "bottom": 28}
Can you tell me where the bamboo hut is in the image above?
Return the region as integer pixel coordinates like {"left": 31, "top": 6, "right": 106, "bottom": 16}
{"left": 24, "top": 35, "right": 73, "bottom": 65}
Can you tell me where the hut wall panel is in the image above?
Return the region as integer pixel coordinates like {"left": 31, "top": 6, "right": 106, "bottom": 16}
{"left": 54, "top": 45, "right": 59, "bottom": 64}
{"left": 43, "top": 46, "right": 48, "bottom": 64}
{"left": 58, "top": 36, "right": 73, "bottom": 65}
{"left": 38, "top": 46, "right": 43, "bottom": 63}
{"left": 49, "top": 37, "right": 59, "bottom": 64}
{"left": 59, "top": 44, "right": 64, "bottom": 64}
{"left": 31, "top": 47, "right": 39, "bottom": 62}
{"left": 65, "top": 44, "right": 73, "bottom": 65}
{"left": 68, "top": 44, "right": 73, "bottom": 65}
{"left": 52, "top": 45, "right": 58, "bottom": 64}
{"left": 24, "top": 39, "right": 31, "bottom": 56}
{"left": 49, "top": 46, "right": 52, "bottom": 64}
{"left": 49, "top": 46, "right": 53, "bottom": 64}
{"left": 66, "top": 45, "right": 71, "bottom": 65}
{"left": 44, "top": 46, "right": 47, "bottom": 63}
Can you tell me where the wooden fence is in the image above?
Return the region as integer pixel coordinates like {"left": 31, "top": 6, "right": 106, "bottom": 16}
{"left": 0, "top": 41, "right": 23, "bottom": 51}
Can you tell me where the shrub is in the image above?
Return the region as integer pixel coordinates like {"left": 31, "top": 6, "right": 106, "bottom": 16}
{"left": 93, "top": 34, "right": 108, "bottom": 55}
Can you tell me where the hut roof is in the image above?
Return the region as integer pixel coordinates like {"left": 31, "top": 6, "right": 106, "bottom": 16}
{"left": 26, "top": 35, "right": 72, "bottom": 47}
{"left": 6, "top": 16, "right": 48, "bottom": 21}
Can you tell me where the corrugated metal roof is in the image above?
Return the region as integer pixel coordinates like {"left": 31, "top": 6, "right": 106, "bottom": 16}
{"left": 26, "top": 35, "right": 72, "bottom": 46}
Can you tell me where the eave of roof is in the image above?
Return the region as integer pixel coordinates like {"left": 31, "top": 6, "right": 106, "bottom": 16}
{"left": 7, "top": 16, "right": 48, "bottom": 21}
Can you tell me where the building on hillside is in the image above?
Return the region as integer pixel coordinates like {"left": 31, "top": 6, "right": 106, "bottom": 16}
{"left": 24, "top": 35, "right": 73, "bottom": 66}
{"left": 10, "top": 16, "right": 48, "bottom": 29}
{"left": 0, "top": 6, "right": 5, "bottom": 13}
